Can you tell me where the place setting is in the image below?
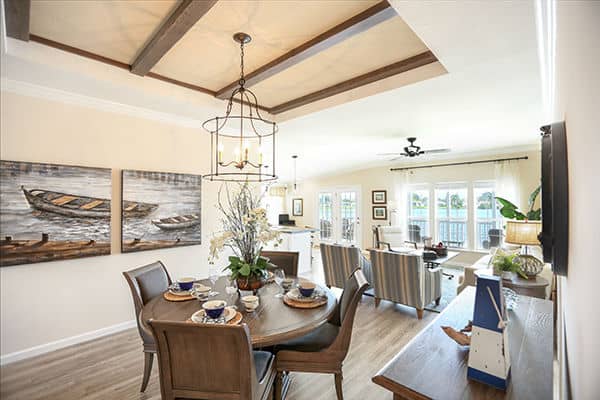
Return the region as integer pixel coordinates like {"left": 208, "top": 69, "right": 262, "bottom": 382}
{"left": 283, "top": 281, "right": 328, "bottom": 309}
{"left": 164, "top": 276, "right": 219, "bottom": 302}
{"left": 187, "top": 300, "right": 243, "bottom": 325}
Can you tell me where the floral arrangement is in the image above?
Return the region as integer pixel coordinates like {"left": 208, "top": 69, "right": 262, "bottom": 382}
{"left": 491, "top": 248, "right": 527, "bottom": 279}
{"left": 209, "top": 183, "right": 280, "bottom": 282}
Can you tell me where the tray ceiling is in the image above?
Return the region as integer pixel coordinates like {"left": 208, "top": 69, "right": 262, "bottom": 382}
{"left": 19, "top": 0, "right": 446, "bottom": 117}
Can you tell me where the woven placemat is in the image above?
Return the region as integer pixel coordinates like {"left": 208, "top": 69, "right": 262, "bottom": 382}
{"left": 163, "top": 291, "right": 195, "bottom": 302}
{"left": 186, "top": 311, "right": 243, "bottom": 325}
{"left": 283, "top": 295, "right": 327, "bottom": 309}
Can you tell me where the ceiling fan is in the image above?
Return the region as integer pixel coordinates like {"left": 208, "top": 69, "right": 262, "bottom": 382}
{"left": 378, "top": 137, "right": 451, "bottom": 160}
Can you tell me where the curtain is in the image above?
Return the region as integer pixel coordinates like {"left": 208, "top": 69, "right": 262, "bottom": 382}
{"left": 494, "top": 160, "right": 521, "bottom": 207}
{"left": 392, "top": 170, "right": 411, "bottom": 229}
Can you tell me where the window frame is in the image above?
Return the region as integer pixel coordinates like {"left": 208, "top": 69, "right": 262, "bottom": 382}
{"left": 434, "top": 184, "right": 469, "bottom": 249}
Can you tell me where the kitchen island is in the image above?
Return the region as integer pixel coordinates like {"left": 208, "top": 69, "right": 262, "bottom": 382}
{"left": 266, "top": 226, "right": 317, "bottom": 275}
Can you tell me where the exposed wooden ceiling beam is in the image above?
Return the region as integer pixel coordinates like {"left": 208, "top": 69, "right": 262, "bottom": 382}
{"left": 4, "top": 0, "right": 31, "bottom": 41}
{"left": 130, "top": 0, "right": 219, "bottom": 76}
{"left": 214, "top": 0, "right": 396, "bottom": 100}
{"left": 269, "top": 51, "right": 438, "bottom": 115}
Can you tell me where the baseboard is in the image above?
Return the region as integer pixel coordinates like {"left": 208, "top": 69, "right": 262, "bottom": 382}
{"left": 0, "top": 319, "right": 136, "bottom": 366}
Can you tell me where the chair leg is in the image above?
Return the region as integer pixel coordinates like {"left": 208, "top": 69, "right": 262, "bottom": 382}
{"left": 327, "top": 285, "right": 331, "bottom": 289}
{"left": 274, "top": 371, "right": 283, "bottom": 400}
{"left": 435, "top": 297, "right": 441, "bottom": 306}
{"left": 141, "top": 351, "right": 153, "bottom": 392}
{"left": 416, "top": 308, "right": 424, "bottom": 319}
{"left": 334, "top": 373, "right": 344, "bottom": 400}
{"left": 374, "top": 297, "right": 381, "bottom": 307}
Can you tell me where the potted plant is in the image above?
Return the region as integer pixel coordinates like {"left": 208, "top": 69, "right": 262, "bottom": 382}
{"left": 491, "top": 249, "right": 528, "bottom": 280}
{"left": 209, "top": 183, "right": 281, "bottom": 292}
{"left": 496, "top": 186, "right": 541, "bottom": 221}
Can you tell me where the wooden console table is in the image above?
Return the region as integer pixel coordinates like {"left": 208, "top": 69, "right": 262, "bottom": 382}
{"left": 372, "top": 287, "right": 553, "bottom": 399}
{"left": 474, "top": 269, "right": 549, "bottom": 299}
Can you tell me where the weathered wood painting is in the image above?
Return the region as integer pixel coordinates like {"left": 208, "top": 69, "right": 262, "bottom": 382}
{"left": 121, "top": 169, "right": 202, "bottom": 253}
{"left": 0, "top": 160, "right": 112, "bottom": 266}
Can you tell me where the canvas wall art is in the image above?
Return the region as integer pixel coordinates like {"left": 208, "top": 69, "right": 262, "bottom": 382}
{"left": 121, "top": 169, "right": 202, "bottom": 253}
{"left": 0, "top": 160, "right": 112, "bottom": 266}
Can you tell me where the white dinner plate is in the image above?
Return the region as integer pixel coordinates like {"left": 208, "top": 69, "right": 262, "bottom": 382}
{"left": 191, "top": 306, "right": 236, "bottom": 323}
{"left": 286, "top": 288, "right": 323, "bottom": 303}
{"left": 169, "top": 289, "right": 192, "bottom": 296}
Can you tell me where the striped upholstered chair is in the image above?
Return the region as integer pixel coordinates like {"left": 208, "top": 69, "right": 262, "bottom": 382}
{"left": 369, "top": 249, "right": 442, "bottom": 319}
{"left": 320, "top": 243, "right": 372, "bottom": 289}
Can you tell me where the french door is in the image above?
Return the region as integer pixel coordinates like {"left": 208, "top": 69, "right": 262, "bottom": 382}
{"left": 317, "top": 187, "right": 361, "bottom": 246}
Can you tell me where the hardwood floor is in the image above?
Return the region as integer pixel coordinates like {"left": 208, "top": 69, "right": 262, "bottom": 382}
{"left": 1, "top": 253, "right": 440, "bottom": 400}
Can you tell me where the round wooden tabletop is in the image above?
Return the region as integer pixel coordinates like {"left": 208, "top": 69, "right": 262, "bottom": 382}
{"left": 141, "top": 276, "right": 337, "bottom": 347}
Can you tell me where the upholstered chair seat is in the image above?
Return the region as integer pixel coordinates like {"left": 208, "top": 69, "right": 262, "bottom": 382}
{"left": 369, "top": 250, "right": 442, "bottom": 319}
{"left": 320, "top": 243, "right": 372, "bottom": 288}
{"left": 274, "top": 270, "right": 368, "bottom": 400}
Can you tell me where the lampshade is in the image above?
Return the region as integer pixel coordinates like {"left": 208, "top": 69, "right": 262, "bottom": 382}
{"left": 504, "top": 220, "right": 541, "bottom": 245}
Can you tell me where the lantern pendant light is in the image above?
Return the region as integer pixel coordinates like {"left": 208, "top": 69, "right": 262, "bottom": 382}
{"left": 202, "top": 33, "right": 278, "bottom": 182}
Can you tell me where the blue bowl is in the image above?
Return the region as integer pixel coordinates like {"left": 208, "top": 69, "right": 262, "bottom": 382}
{"left": 177, "top": 278, "right": 194, "bottom": 291}
{"left": 203, "top": 300, "right": 226, "bottom": 319}
{"left": 299, "top": 285, "right": 315, "bottom": 298}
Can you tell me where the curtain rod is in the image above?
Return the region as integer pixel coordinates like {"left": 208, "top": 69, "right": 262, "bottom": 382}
{"left": 390, "top": 156, "right": 529, "bottom": 172}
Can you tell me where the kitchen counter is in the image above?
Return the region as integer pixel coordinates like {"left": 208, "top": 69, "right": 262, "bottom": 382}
{"left": 273, "top": 226, "right": 318, "bottom": 234}
{"left": 266, "top": 226, "right": 317, "bottom": 274}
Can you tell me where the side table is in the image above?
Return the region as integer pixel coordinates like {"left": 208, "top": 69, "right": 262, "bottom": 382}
{"left": 474, "top": 269, "right": 549, "bottom": 299}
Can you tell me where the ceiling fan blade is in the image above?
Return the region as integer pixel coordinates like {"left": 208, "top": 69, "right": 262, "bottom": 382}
{"left": 422, "top": 148, "right": 451, "bottom": 154}
{"left": 377, "top": 153, "right": 402, "bottom": 156}
{"left": 389, "top": 154, "right": 408, "bottom": 161}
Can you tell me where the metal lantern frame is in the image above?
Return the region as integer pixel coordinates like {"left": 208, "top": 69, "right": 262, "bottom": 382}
{"left": 202, "top": 32, "right": 278, "bottom": 182}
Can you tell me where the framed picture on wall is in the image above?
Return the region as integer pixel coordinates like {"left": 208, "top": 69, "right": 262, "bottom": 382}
{"left": 372, "top": 190, "right": 387, "bottom": 204}
{"left": 372, "top": 206, "right": 387, "bottom": 220}
{"left": 292, "top": 198, "right": 303, "bottom": 216}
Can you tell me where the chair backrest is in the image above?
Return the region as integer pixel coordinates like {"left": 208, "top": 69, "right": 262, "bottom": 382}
{"left": 320, "top": 243, "right": 362, "bottom": 288}
{"left": 329, "top": 269, "right": 369, "bottom": 357}
{"left": 123, "top": 261, "right": 172, "bottom": 341}
{"left": 369, "top": 249, "right": 427, "bottom": 309}
{"left": 488, "top": 228, "right": 502, "bottom": 248}
{"left": 260, "top": 250, "right": 299, "bottom": 276}
{"left": 408, "top": 224, "right": 422, "bottom": 243}
{"left": 376, "top": 226, "right": 406, "bottom": 248}
{"left": 148, "top": 321, "right": 262, "bottom": 400}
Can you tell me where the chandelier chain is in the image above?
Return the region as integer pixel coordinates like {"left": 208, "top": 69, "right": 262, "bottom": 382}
{"left": 239, "top": 41, "right": 245, "bottom": 87}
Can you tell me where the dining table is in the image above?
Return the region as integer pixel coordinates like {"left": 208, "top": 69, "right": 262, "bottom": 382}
{"left": 141, "top": 276, "right": 338, "bottom": 348}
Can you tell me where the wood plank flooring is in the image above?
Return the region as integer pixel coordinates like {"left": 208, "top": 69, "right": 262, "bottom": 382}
{"left": 1, "top": 252, "right": 446, "bottom": 399}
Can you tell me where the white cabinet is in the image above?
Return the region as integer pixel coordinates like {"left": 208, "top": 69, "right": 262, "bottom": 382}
{"left": 265, "top": 228, "right": 314, "bottom": 275}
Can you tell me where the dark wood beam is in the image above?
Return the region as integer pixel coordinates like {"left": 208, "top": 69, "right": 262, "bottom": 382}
{"left": 4, "top": 0, "right": 30, "bottom": 41}
{"left": 130, "top": 0, "right": 219, "bottom": 76}
{"left": 269, "top": 51, "right": 438, "bottom": 115}
{"left": 214, "top": 0, "right": 396, "bottom": 99}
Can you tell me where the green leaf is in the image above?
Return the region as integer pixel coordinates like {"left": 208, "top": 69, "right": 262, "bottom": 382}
{"left": 528, "top": 186, "right": 541, "bottom": 211}
{"left": 499, "top": 207, "right": 517, "bottom": 219}
{"left": 514, "top": 211, "right": 527, "bottom": 220}
{"left": 527, "top": 208, "right": 541, "bottom": 221}
{"left": 239, "top": 263, "right": 251, "bottom": 277}
{"left": 496, "top": 197, "right": 519, "bottom": 210}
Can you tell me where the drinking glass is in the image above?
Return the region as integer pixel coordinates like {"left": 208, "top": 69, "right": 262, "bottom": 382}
{"left": 208, "top": 265, "right": 220, "bottom": 296}
{"left": 274, "top": 268, "right": 285, "bottom": 298}
{"left": 225, "top": 277, "right": 238, "bottom": 305}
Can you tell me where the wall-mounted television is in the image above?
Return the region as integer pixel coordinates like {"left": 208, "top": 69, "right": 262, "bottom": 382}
{"left": 539, "top": 121, "right": 569, "bottom": 276}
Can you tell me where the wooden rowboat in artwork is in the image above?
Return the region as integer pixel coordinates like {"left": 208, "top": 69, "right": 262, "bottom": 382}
{"left": 21, "top": 186, "right": 158, "bottom": 218}
{"left": 152, "top": 214, "right": 200, "bottom": 230}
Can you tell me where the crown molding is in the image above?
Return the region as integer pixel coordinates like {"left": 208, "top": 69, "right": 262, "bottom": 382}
{"left": 1, "top": 77, "right": 204, "bottom": 128}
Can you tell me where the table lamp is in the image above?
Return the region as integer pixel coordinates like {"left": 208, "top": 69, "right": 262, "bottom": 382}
{"left": 504, "top": 220, "right": 544, "bottom": 277}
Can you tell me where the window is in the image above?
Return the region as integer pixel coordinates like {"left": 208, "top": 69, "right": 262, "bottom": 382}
{"left": 407, "top": 189, "right": 430, "bottom": 243}
{"left": 435, "top": 187, "right": 468, "bottom": 248}
{"left": 474, "top": 185, "right": 502, "bottom": 250}
{"left": 318, "top": 193, "right": 333, "bottom": 241}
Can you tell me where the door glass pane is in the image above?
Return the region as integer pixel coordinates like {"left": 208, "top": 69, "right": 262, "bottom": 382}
{"left": 435, "top": 188, "right": 468, "bottom": 248}
{"left": 407, "top": 190, "right": 429, "bottom": 242}
{"left": 339, "top": 191, "right": 357, "bottom": 244}
{"left": 318, "top": 193, "right": 333, "bottom": 241}
{"left": 475, "top": 187, "right": 501, "bottom": 249}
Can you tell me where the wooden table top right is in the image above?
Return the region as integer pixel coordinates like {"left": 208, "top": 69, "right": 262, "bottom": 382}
{"left": 372, "top": 286, "right": 553, "bottom": 400}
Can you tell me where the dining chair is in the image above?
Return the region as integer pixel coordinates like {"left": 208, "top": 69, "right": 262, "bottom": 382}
{"left": 273, "top": 269, "right": 369, "bottom": 400}
{"left": 148, "top": 321, "right": 276, "bottom": 400}
{"left": 122, "top": 261, "right": 172, "bottom": 392}
{"left": 260, "top": 250, "right": 299, "bottom": 276}
{"left": 320, "top": 243, "right": 372, "bottom": 289}
{"left": 369, "top": 249, "right": 442, "bottom": 319}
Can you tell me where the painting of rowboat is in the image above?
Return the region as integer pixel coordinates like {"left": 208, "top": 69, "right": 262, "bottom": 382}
{"left": 121, "top": 169, "right": 202, "bottom": 253}
{"left": 0, "top": 160, "right": 114, "bottom": 266}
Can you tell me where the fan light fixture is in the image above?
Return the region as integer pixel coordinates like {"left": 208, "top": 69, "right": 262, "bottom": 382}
{"left": 202, "top": 32, "right": 278, "bottom": 182}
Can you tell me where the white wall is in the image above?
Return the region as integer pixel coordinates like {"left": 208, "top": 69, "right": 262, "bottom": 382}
{"left": 0, "top": 90, "right": 228, "bottom": 360}
{"left": 289, "top": 150, "right": 540, "bottom": 255}
{"left": 553, "top": 2, "right": 600, "bottom": 398}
